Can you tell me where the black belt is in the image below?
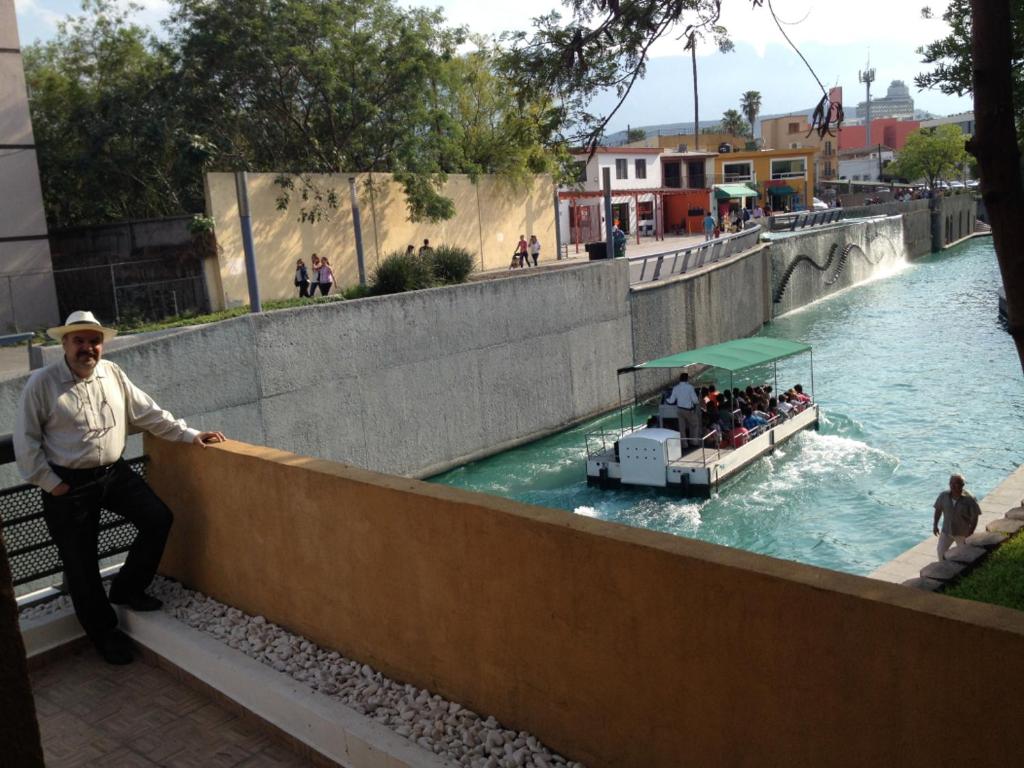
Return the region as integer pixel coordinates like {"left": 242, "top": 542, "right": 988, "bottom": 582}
{"left": 50, "top": 460, "right": 122, "bottom": 490}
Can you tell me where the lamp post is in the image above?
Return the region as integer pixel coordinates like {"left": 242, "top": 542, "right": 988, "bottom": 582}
{"left": 233, "top": 170, "right": 261, "bottom": 313}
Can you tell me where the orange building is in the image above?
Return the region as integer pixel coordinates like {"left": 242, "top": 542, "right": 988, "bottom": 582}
{"left": 711, "top": 146, "right": 818, "bottom": 213}
{"left": 838, "top": 118, "right": 920, "bottom": 151}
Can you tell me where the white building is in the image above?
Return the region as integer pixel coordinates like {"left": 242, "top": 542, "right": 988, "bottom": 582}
{"left": 838, "top": 146, "right": 895, "bottom": 182}
{"left": 560, "top": 148, "right": 716, "bottom": 245}
{"left": 0, "top": 0, "right": 60, "bottom": 330}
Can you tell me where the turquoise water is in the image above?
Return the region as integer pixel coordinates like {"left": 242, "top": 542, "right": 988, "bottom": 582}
{"left": 432, "top": 239, "right": 1024, "bottom": 575}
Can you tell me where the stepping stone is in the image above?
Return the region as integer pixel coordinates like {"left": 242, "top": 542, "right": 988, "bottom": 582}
{"left": 987, "top": 518, "right": 1024, "bottom": 535}
{"left": 943, "top": 545, "right": 987, "bottom": 565}
{"left": 1005, "top": 507, "right": 1024, "bottom": 521}
{"left": 920, "top": 560, "right": 966, "bottom": 581}
{"left": 966, "top": 531, "right": 1007, "bottom": 549}
{"left": 902, "top": 577, "right": 944, "bottom": 592}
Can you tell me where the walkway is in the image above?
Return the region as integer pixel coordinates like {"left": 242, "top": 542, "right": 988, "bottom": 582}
{"left": 869, "top": 464, "right": 1024, "bottom": 584}
{"left": 31, "top": 644, "right": 314, "bottom": 767}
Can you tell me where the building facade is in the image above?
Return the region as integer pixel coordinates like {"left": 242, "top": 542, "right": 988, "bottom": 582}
{"left": 711, "top": 147, "right": 818, "bottom": 213}
{"left": 855, "top": 80, "right": 915, "bottom": 121}
{"left": 838, "top": 118, "right": 920, "bottom": 151}
{"left": 838, "top": 146, "right": 895, "bottom": 182}
{"left": 760, "top": 113, "right": 838, "bottom": 185}
{"left": 0, "top": 0, "right": 59, "bottom": 330}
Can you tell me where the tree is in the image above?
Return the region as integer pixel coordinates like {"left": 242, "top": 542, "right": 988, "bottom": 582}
{"left": 885, "top": 125, "right": 967, "bottom": 188}
{"left": 740, "top": 90, "right": 762, "bottom": 139}
{"left": 23, "top": 0, "right": 206, "bottom": 227}
{"left": 626, "top": 127, "right": 647, "bottom": 143}
{"left": 918, "top": 1, "right": 1024, "bottom": 368}
{"left": 718, "top": 109, "right": 749, "bottom": 138}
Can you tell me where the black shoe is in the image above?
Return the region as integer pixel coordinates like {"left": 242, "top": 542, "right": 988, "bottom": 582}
{"left": 110, "top": 592, "right": 163, "bottom": 612}
{"left": 95, "top": 631, "right": 134, "bottom": 665}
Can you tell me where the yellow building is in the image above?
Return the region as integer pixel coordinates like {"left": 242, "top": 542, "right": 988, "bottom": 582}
{"left": 760, "top": 113, "right": 838, "bottom": 184}
{"left": 711, "top": 146, "right": 819, "bottom": 213}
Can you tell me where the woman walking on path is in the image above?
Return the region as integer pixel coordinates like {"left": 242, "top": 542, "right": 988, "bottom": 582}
{"left": 294, "top": 259, "right": 310, "bottom": 298}
{"left": 317, "top": 257, "right": 335, "bottom": 295}
{"left": 528, "top": 235, "right": 541, "bottom": 266}
{"left": 516, "top": 235, "right": 529, "bottom": 268}
{"left": 309, "top": 254, "right": 321, "bottom": 297}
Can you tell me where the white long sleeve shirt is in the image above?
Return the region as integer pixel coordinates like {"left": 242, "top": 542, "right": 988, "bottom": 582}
{"left": 14, "top": 358, "right": 199, "bottom": 492}
{"left": 666, "top": 381, "right": 699, "bottom": 409}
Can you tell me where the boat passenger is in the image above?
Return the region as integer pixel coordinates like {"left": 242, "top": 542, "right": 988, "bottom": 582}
{"left": 742, "top": 407, "right": 767, "bottom": 433}
{"left": 793, "top": 384, "right": 811, "bottom": 403}
{"left": 666, "top": 372, "right": 701, "bottom": 444}
{"left": 776, "top": 394, "right": 794, "bottom": 418}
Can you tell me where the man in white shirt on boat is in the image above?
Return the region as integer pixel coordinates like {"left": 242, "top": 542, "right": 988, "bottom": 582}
{"left": 665, "top": 372, "right": 701, "bottom": 446}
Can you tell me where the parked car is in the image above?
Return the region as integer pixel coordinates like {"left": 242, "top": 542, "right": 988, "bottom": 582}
{"left": 812, "top": 197, "right": 829, "bottom": 210}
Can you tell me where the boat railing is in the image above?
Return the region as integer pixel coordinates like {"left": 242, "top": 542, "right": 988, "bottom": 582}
{"left": 667, "top": 430, "right": 722, "bottom": 467}
{"left": 584, "top": 426, "right": 628, "bottom": 459}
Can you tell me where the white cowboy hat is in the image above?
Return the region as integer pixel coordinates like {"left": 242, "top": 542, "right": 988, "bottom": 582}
{"left": 46, "top": 310, "right": 118, "bottom": 342}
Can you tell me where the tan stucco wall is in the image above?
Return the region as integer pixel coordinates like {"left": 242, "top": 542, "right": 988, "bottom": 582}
{"left": 205, "top": 172, "right": 557, "bottom": 309}
{"left": 151, "top": 437, "right": 1024, "bottom": 768}
{"left": 0, "top": 0, "right": 59, "bottom": 330}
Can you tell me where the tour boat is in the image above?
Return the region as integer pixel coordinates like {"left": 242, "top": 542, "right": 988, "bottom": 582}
{"left": 585, "top": 337, "right": 819, "bottom": 497}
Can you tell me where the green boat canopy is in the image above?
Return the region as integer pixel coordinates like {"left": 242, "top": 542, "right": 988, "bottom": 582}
{"left": 713, "top": 184, "right": 757, "bottom": 200}
{"left": 621, "top": 337, "right": 811, "bottom": 374}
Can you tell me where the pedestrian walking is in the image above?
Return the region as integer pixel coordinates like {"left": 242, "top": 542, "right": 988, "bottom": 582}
{"left": 516, "top": 235, "right": 529, "bottom": 267}
{"left": 309, "top": 253, "right": 321, "bottom": 297}
{"left": 528, "top": 235, "right": 541, "bottom": 267}
{"left": 317, "top": 257, "right": 335, "bottom": 296}
{"left": 294, "top": 259, "right": 309, "bottom": 298}
{"left": 933, "top": 473, "right": 982, "bottom": 560}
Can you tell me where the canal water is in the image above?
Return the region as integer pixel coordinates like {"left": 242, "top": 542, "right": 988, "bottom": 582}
{"left": 431, "top": 238, "right": 1024, "bottom": 575}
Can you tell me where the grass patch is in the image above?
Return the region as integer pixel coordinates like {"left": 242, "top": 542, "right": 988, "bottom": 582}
{"left": 945, "top": 530, "right": 1024, "bottom": 611}
{"left": 36, "top": 294, "right": 351, "bottom": 344}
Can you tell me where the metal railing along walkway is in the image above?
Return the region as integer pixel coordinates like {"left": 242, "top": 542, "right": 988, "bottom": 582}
{"left": 630, "top": 225, "right": 762, "bottom": 285}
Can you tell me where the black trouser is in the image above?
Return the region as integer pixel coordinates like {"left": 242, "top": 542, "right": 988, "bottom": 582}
{"left": 297, "top": 280, "right": 309, "bottom": 298}
{"left": 41, "top": 459, "right": 173, "bottom": 643}
{"left": 318, "top": 282, "right": 332, "bottom": 295}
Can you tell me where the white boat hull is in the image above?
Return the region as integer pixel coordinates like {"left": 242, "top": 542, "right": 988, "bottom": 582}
{"left": 587, "top": 406, "right": 819, "bottom": 497}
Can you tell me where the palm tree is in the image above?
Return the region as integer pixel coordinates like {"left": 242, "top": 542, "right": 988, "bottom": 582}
{"left": 740, "top": 90, "right": 762, "bottom": 139}
{"left": 719, "top": 109, "right": 748, "bottom": 138}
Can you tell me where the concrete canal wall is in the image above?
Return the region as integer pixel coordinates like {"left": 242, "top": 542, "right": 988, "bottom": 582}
{"left": 769, "top": 215, "right": 908, "bottom": 318}
{"left": 0, "top": 196, "right": 979, "bottom": 479}
{"left": 0, "top": 261, "right": 633, "bottom": 479}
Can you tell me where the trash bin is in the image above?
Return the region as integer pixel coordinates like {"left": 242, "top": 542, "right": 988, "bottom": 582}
{"left": 585, "top": 241, "right": 609, "bottom": 260}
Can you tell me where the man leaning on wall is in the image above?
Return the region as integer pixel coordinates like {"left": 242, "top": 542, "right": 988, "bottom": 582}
{"left": 13, "top": 311, "right": 225, "bottom": 665}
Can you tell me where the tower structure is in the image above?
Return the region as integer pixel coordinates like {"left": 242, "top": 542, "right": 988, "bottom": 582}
{"left": 858, "top": 62, "right": 876, "bottom": 149}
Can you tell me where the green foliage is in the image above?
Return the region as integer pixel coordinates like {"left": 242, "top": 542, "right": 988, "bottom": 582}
{"left": 107, "top": 294, "right": 346, "bottom": 334}
{"left": 886, "top": 125, "right": 968, "bottom": 188}
{"left": 916, "top": 1, "right": 1024, "bottom": 145}
{"left": 429, "top": 245, "right": 476, "bottom": 284}
{"left": 187, "top": 215, "right": 215, "bottom": 234}
{"left": 341, "top": 284, "right": 372, "bottom": 300}
{"left": 503, "top": 0, "right": 732, "bottom": 148}
{"left": 718, "top": 109, "right": 750, "bottom": 138}
{"left": 25, "top": 0, "right": 567, "bottom": 228}
{"left": 370, "top": 251, "right": 435, "bottom": 295}
{"left": 739, "top": 91, "right": 761, "bottom": 138}
{"left": 626, "top": 127, "right": 647, "bottom": 143}
{"left": 945, "top": 531, "right": 1024, "bottom": 611}
{"left": 22, "top": 0, "right": 207, "bottom": 227}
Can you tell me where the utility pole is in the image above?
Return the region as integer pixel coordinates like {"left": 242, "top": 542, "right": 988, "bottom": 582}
{"left": 859, "top": 62, "right": 876, "bottom": 150}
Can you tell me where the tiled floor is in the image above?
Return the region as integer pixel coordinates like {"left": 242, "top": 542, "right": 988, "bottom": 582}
{"left": 31, "top": 645, "right": 314, "bottom": 768}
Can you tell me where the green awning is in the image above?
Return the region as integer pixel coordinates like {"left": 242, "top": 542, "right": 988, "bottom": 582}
{"left": 714, "top": 184, "right": 757, "bottom": 200}
{"left": 767, "top": 184, "right": 795, "bottom": 196}
{"left": 623, "top": 337, "right": 811, "bottom": 374}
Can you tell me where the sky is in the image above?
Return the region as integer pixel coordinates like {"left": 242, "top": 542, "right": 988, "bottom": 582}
{"left": 13, "top": 0, "right": 973, "bottom": 131}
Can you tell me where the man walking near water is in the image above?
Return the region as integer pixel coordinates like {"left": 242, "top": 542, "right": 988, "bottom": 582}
{"left": 932, "top": 473, "right": 981, "bottom": 560}
{"left": 14, "top": 311, "right": 225, "bottom": 664}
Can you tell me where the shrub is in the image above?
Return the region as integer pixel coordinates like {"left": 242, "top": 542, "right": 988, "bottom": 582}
{"left": 341, "top": 283, "right": 371, "bottom": 300}
{"left": 428, "top": 245, "right": 476, "bottom": 284}
{"left": 370, "top": 251, "right": 434, "bottom": 295}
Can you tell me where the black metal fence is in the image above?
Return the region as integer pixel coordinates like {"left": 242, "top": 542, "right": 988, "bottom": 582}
{"left": 0, "top": 435, "right": 143, "bottom": 591}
